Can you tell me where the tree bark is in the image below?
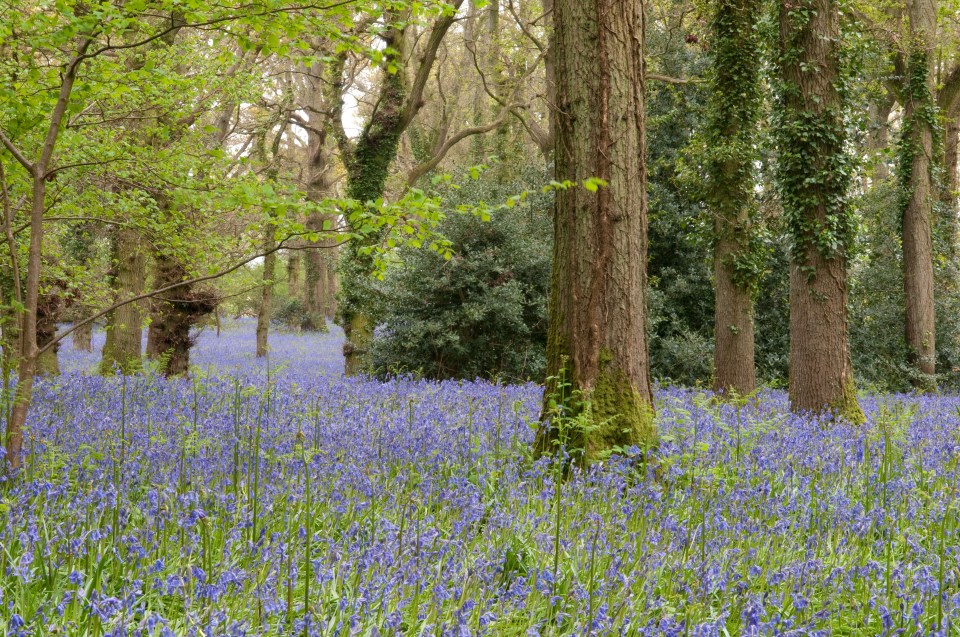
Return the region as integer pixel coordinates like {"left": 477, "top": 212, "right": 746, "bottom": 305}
{"left": 72, "top": 321, "right": 93, "bottom": 352}
{"left": 147, "top": 251, "right": 217, "bottom": 376}
{"left": 334, "top": 3, "right": 465, "bottom": 375}
{"left": 99, "top": 228, "right": 146, "bottom": 375}
{"left": 287, "top": 250, "right": 302, "bottom": 298}
{"left": 900, "top": 0, "right": 937, "bottom": 388}
{"left": 865, "top": 98, "right": 892, "bottom": 184}
{"left": 535, "top": 0, "right": 656, "bottom": 462}
{"left": 707, "top": 0, "right": 761, "bottom": 397}
{"left": 778, "top": 0, "right": 864, "bottom": 421}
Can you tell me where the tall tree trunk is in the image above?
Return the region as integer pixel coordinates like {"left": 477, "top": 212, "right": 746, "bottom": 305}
{"left": 534, "top": 0, "right": 655, "bottom": 462}
{"left": 338, "top": 62, "right": 408, "bottom": 375}
{"left": 707, "top": 0, "right": 761, "bottom": 397}
{"left": 777, "top": 0, "right": 864, "bottom": 421}
{"left": 100, "top": 227, "right": 146, "bottom": 375}
{"left": 333, "top": 3, "right": 464, "bottom": 375}
{"left": 72, "top": 321, "right": 93, "bottom": 352}
{"left": 304, "top": 244, "right": 326, "bottom": 317}
{"left": 5, "top": 38, "right": 89, "bottom": 473}
{"left": 256, "top": 228, "right": 276, "bottom": 358}
{"left": 900, "top": 0, "right": 938, "bottom": 388}
{"left": 866, "top": 98, "right": 893, "bottom": 184}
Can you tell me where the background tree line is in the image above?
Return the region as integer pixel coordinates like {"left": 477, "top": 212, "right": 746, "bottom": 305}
{"left": 3, "top": 0, "right": 960, "bottom": 466}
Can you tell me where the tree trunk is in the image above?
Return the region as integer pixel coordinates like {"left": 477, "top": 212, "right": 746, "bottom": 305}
{"left": 256, "top": 227, "right": 276, "bottom": 358}
{"left": 100, "top": 227, "right": 146, "bottom": 375}
{"left": 147, "top": 251, "right": 216, "bottom": 376}
{"left": 304, "top": 244, "right": 326, "bottom": 317}
{"left": 325, "top": 250, "right": 338, "bottom": 319}
{"left": 866, "top": 98, "right": 892, "bottom": 184}
{"left": 338, "top": 62, "right": 406, "bottom": 373}
{"left": 900, "top": 0, "right": 938, "bottom": 388}
{"left": 36, "top": 290, "right": 61, "bottom": 376}
{"left": 287, "top": 250, "right": 302, "bottom": 298}
{"left": 707, "top": 0, "right": 761, "bottom": 397}
{"left": 535, "top": 0, "right": 655, "bottom": 462}
{"left": 334, "top": 4, "right": 463, "bottom": 374}
{"left": 72, "top": 321, "right": 93, "bottom": 352}
{"left": 778, "top": 0, "right": 863, "bottom": 421}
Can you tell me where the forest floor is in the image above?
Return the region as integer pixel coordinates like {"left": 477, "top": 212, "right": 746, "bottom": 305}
{"left": 2, "top": 320, "right": 958, "bottom": 636}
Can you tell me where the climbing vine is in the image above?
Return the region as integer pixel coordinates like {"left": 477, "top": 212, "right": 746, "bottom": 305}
{"left": 701, "top": 0, "right": 766, "bottom": 293}
{"left": 774, "top": 0, "right": 858, "bottom": 268}
{"left": 896, "top": 43, "right": 941, "bottom": 220}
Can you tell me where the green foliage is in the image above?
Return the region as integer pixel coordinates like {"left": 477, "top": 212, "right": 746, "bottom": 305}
{"left": 273, "top": 297, "right": 327, "bottom": 333}
{"left": 371, "top": 168, "right": 551, "bottom": 382}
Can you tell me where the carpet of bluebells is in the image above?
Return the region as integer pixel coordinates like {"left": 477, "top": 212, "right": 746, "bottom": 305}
{"left": 3, "top": 321, "right": 960, "bottom": 636}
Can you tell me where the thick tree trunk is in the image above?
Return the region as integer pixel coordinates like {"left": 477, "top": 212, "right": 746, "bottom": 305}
{"left": 304, "top": 244, "right": 326, "bottom": 317}
{"left": 147, "top": 252, "right": 216, "bottom": 376}
{"left": 72, "top": 321, "right": 93, "bottom": 352}
{"left": 778, "top": 0, "right": 863, "bottom": 421}
{"left": 901, "top": 0, "right": 938, "bottom": 388}
{"left": 256, "top": 228, "right": 276, "bottom": 358}
{"left": 36, "top": 291, "right": 61, "bottom": 376}
{"left": 708, "top": 0, "right": 761, "bottom": 396}
{"left": 535, "top": 0, "right": 655, "bottom": 462}
{"left": 100, "top": 227, "right": 146, "bottom": 375}
{"left": 325, "top": 251, "right": 338, "bottom": 319}
{"left": 866, "top": 99, "right": 892, "bottom": 184}
{"left": 713, "top": 243, "right": 755, "bottom": 394}
{"left": 287, "top": 251, "right": 302, "bottom": 298}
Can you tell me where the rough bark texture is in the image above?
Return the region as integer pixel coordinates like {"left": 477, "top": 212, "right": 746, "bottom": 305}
{"left": 72, "top": 321, "right": 93, "bottom": 352}
{"left": 147, "top": 252, "right": 217, "bottom": 376}
{"left": 287, "top": 251, "right": 302, "bottom": 299}
{"left": 302, "top": 63, "right": 335, "bottom": 330}
{"left": 866, "top": 98, "right": 893, "bottom": 184}
{"left": 707, "top": 0, "right": 761, "bottom": 397}
{"left": 900, "top": 0, "right": 938, "bottom": 388}
{"left": 778, "top": 0, "right": 864, "bottom": 422}
{"left": 35, "top": 287, "right": 64, "bottom": 376}
{"left": 535, "top": 0, "right": 656, "bottom": 462}
{"left": 100, "top": 227, "right": 146, "bottom": 375}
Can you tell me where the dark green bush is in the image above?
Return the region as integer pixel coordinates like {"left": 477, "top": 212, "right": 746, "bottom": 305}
{"left": 371, "top": 169, "right": 551, "bottom": 382}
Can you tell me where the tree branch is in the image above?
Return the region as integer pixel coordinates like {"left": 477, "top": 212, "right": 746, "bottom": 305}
{"left": 0, "top": 130, "right": 35, "bottom": 177}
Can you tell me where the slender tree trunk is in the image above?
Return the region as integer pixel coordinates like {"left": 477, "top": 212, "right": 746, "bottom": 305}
{"left": 900, "top": 0, "right": 938, "bottom": 388}
{"left": 100, "top": 227, "right": 146, "bottom": 375}
{"left": 304, "top": 245, "right": 326, "bottom": 316}
{"left": 72, "top": 321, "right": 93, "bottom": 352}
{"left": 708, "top": 0, "right": 761, "bottom": 396}
{"left": 942, "top": 111, "right": 960, "bottom": 253}
{"left": 5, "top": 40, "right": 88, "bottom": 473}
{"left": 256, "top": 227, "right": 276, "bottom": 358}
{"left": 778, "top": 0, "right": 863, "bottom": 421}
{"left": 535, "top": 0, "right": 655, "bottom": 462}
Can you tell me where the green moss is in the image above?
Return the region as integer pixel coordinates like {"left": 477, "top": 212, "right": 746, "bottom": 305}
{"left": 583, "top": 364, "right": 656, "bottom": 463}
{"left": 831, "top": 377, "right": 866, "bottom": 425}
